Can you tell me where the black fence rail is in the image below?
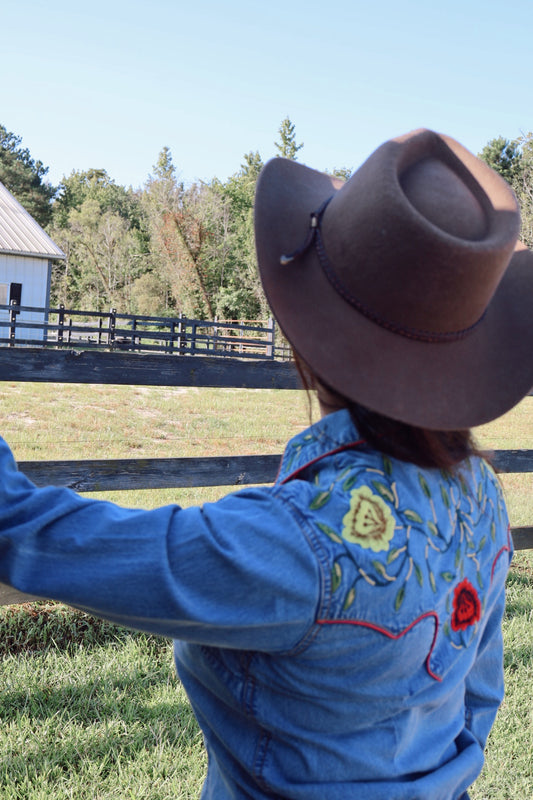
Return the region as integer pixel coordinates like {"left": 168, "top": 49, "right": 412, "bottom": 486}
{"left": 0, "top": 303, "right": 292, "bottom": 360}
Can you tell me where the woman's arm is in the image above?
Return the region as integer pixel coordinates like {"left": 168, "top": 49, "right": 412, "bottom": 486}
{"left": 0, "top": 437, "right": 320, "bottom": 651}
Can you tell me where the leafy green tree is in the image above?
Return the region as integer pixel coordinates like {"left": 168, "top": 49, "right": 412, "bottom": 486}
{"left": 512, "top": 132, "right": 533, "bottom": 248}
{"left": 479, "top": 137, "right": 522, "bottom": 185}
{"left": 480, "top": 133, "right": 533, "bottom": 249}
{"left": 326, "top": 166, "right": 353, "bottom": 181}
{"left": 275, "top": 117, "right": 303, "bottom": 160}
{"left": 210, "top": 151, "right": 268, "bottom": 320}
{"left": 142, "top": 148, "right": 217, "bottom": 318}
{"left": 0, "top": 123, "right": 56, "bottom": 227}
{"left": 49, "top": 169, "right": 147, "bottom": 309}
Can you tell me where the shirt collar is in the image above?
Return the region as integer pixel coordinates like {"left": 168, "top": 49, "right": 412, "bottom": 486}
{"left": 276, "top": 409, "right": 364, "bottom": 484}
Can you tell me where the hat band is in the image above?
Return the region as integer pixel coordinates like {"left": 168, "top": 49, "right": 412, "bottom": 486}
{"left": 280, "top": 198, "right": 486, "bottom": 344}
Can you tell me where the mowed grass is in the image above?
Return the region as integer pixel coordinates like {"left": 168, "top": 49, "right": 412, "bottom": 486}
{"left": 0, "top": 382, "right": 532, "bottom": 799}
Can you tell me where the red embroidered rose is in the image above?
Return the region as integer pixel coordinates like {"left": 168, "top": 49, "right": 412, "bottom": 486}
{"left": 451, "top": 578, "right": 481, "bottom": 631}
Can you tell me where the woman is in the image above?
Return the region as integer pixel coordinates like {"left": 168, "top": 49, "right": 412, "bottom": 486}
{"left": 1, "top": 129, "right": 532, "bottom": 799}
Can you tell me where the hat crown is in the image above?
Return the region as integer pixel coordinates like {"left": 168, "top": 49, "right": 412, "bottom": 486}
{"left": 321, "top": 130, "right": 521, "bottom": 335}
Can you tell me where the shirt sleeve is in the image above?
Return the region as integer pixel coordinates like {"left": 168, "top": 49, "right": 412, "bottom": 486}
{"left": 0, "top": 437, "right": 320, "bottom": 652}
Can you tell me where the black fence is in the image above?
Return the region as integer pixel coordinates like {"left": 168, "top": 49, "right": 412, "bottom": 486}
{"left": 0, "top": 303, "right": 292, "bottom": 360}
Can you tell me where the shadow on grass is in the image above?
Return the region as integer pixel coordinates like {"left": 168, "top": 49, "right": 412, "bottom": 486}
{"left": 0, "top": 688, "right": 201, "bottom": 789}
{"left": 0, "top": 602, "right": 168, "bottom": 657}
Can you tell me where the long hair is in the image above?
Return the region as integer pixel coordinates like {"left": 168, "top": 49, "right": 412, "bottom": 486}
{"left": 294, "top": 353, "right": 488, "bottom": 471}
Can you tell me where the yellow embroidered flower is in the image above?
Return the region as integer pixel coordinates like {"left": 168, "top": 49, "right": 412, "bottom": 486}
{"left": 342, "top": 485, "right": 395, "bottom": 551}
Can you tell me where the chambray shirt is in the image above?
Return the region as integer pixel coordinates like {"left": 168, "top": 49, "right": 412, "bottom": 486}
{"left": 0, "top": 410, "right": 511, "bottom": 799}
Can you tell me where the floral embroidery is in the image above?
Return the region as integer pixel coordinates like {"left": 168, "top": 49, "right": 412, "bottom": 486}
{"left": 341, "top": 486, "right": 395, "bottom": 552}
{"left": 451, "top": 578, "right": 481, "bottom": 631}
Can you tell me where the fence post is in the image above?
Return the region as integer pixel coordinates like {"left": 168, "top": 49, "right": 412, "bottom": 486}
{"left": 108, "top": 308, "right": 116, "bottom": 349}
{"left": 9, "top": 299, "right": 18, "bottom": 347}
{"left": 169, "top": 320, "right": 175, "bottom": 354}
{"left": 266, "top": 317, "right": 275, "bottom": 359}
{"left": 57, "top": 304, "right": 65, "bottom": 346}
{"left": 177, "top": 313, "right": 186, "bottom": 353}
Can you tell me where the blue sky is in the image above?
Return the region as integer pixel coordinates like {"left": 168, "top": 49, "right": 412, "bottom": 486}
{"left": 3, "top": 0, "right": 533, "bottom": 189}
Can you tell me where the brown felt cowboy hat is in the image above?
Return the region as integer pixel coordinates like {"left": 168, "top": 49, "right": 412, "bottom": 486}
{"left": 254, "top": 128, "right": 533, "bottom": 430}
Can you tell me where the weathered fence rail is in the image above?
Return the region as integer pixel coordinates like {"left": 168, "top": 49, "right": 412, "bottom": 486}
{"left": 0, "top": 347, "right": 531, "bottom": 605}
{"left": 0, "top": 303, "right": 292, "bottom": 360}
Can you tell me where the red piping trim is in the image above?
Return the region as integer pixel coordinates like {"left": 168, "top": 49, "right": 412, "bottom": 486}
{"left": 316, "top": 611, "right": 442, "bottom": 682}
{"left": 490, "top": 525, "right": 512, "bottom": 584}
{"left": 279, "top": 439, "right": 366, "bottom": 484}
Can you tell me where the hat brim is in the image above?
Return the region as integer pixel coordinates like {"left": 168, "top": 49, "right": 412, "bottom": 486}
{"left": 255, "top": 158, "right": 533, "bottom": 430}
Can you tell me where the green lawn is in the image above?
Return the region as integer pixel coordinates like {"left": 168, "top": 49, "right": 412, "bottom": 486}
{"left": 0, "top": 384, "right": 531, "bottom": 799}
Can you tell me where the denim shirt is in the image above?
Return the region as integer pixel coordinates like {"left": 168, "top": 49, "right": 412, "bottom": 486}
{"left": 0, "top": 410, "right": 511, "bottom": 799}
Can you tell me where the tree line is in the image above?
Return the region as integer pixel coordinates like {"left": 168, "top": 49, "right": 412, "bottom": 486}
{"left": 1, "top": 120, "right": 532, "bottom": 320}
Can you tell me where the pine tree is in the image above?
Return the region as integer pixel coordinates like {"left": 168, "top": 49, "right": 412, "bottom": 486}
{"left": 274, "top": 117, "right": 303, "bottom": 160}
{"left": 0, "top": 123, "right": 56, "bottom": 227}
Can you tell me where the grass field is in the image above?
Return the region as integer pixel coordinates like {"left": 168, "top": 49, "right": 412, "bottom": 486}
{"left": 0, "top": 383, "right": 531, "bottom": 799}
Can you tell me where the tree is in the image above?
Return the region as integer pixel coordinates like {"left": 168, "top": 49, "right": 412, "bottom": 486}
{"left": 0, "top": 123, "right": 55, "bottom": 227}
{"left": 478, "top": 137, "right": 522, "bottom": 185}
{"left": 513, "top": 132, "right": 533, "bottom": 248}
{"left": 211, "top": 151, "right": 267, "bottom": 320}
{"left": 326, "top": 166, "right": 353, "bottom": 181}
{"left": 479, "top": 133, "right": 533, "bottom": 249}
{"left": 49, "top": 169, "right": 147, "bottom": 309}
{"left": 142, "top": 148, "right": 218, "bottom": 318}
{"left": 275, "top": 117, "right": 303, "bottom": 160}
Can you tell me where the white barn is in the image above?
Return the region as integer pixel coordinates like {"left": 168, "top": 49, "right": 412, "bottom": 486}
{"left": 0, "top": 181, "right": 65, "bottom": 343}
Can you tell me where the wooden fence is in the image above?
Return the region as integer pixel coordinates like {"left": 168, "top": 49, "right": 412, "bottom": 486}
{"left": 0, "top": 346, "right": 531, "bottom": 604}
{"left": 0, "top": 303, "right": 291, "bottom": 360}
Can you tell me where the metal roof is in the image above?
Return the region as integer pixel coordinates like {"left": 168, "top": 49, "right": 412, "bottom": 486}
{"left": 0, "top": 181, "right": 65, "bottom": 259}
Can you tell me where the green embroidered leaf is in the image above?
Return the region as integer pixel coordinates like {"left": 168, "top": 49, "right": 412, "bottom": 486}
{"left": 310, "top": 491, "right": 331, "bottom": 510}
{"left": 443, "top": 621, "right": 450, "bottom": 637}
{"left": 455, "top": 548, "right": 462, "bottom": 568}
{"left": 458, "top": 475, "right": 469, "bottom": 495}
{"left": 427, "top": 521, "right": 439, "bottom": 537}
{"left": 372, "top": 560, "right": 388, "bottom": 578}
{"left": 414, "top": 562, "right": 424, "bottom": 587}
{"left": 477, "top": 571, "right": 484, "bottom": 590}
{"left": 331, "top": 562, "right": 342, "bottom": 592}
{"left": 343, "top": 587, "right": 356, "bottom": 610}
{"left": 467, "top": 540, "right": 476, "bottom": 551}
{"left": 418, "top": 473, "right": 432, "bottom": 498}
{"left": 477, "top": 482, "right": 483, "bottom": 503}
{"left": 342, "top": 474, "right": 358, "bottom": 492}
{"left": 440, "top": 485, "right": 451, "bottom": 509}
{"left": 316, "top": 522, "right": 343, "bottom": 544}
{"left": 478, "top": 535, "right": 487, "bottom": 552}
{"left": 394, "top": 586, "right": 405, "bottom": 611}
{"left": 429, "top": 571, "right": 437, "bottom": 593}
{"left": 387, "top": 547, "right": 400, "bottom": 564}
{"left": 440, "top": 571, "right": 454, "bottom": 583}
{"left": 404, "top": 509, "right": 423, "bottom": 523}
{"left": 383, "top": 456, "right": 393, "bottom": 477}
{"left": 490, "top": 521, "right": 496, "bottom": 542}
{"left": 371, "top": 481, "right": 395, "bottom": 504}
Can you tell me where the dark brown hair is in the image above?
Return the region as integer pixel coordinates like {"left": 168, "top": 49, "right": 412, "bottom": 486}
{"left": 294, "top": 353, "right": 488, "bottom": 471}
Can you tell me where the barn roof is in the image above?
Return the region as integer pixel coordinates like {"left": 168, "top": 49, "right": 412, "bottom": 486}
{"left": 0, "top": 181, "right": 65, "bottom": 259}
